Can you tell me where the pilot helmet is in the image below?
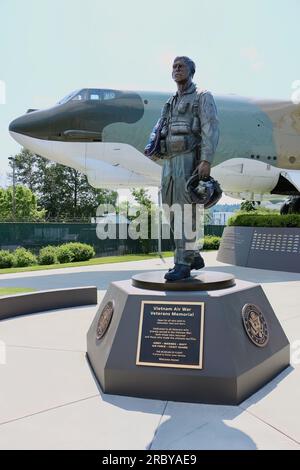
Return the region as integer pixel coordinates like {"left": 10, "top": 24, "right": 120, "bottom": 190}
{"left": 144, "top": 118, "right": 164, "bottom": 158}
{"left": 185, "top": 174, "right": 222, "bottom": 208}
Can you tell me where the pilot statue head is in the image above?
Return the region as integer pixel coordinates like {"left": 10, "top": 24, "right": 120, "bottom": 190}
{"left": 172, "top": 56, "right": 196, "bottom": 84}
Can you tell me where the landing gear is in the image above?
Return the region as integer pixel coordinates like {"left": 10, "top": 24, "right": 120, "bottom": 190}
{"left": 280, "top": 196, "right": 300, "bottom": 214}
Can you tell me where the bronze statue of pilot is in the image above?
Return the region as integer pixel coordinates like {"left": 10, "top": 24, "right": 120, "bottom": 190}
{"left": 146, "top": 56, "right": 220, "bottom": 281}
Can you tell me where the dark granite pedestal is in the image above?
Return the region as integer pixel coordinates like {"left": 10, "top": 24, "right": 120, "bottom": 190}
{"left": 86, "top": 271, "right": 289, "bottom": 405}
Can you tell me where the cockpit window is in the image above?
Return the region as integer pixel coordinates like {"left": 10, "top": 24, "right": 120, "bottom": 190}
{"left": 87, "top": 89, "right": 116, "bottom": 101}
{"left": 58, "top": 90, "right": 80, "bottom": 104}
{"left": 103, "top": 91, "right": 115, "bottom": 100}
{"left": 58, "top": 89, "right": 117, "bottom": 104}
{"left": 72, "top": 90, "right": 86, "bottom": 101}
{"left": 89, "top": 91, "right": 101, "bottom": 100}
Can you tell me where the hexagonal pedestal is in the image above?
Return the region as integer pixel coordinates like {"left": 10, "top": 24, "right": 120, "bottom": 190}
{"left": 86, "top": 272, "right": 289, "bottom": 405}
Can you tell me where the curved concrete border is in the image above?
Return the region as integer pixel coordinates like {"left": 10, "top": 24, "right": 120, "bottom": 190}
{"left": 0, "top": 286, "right": 98, "bottom": 321}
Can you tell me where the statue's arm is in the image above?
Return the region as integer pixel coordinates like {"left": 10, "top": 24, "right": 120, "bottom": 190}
{"left": 199, "top": 91, "right": 220, "bottom": 164}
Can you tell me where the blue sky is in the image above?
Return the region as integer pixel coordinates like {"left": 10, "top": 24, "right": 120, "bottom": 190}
{"left": 0, "top": 0, "right": 299, "bottom": 192}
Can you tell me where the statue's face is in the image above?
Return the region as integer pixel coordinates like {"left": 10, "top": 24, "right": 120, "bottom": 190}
{"left": 172, "top": 59, "right": 190, "bottom": 84}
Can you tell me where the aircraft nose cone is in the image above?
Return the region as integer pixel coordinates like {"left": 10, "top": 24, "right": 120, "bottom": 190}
{"left": 9, "top": 111, "right": 51, "bottom": 139}
{"left": 9, "top": 116, "right": 25, "bottom": 134}
{"left": 9, "top": 114, "right": 37, "bottom": 136}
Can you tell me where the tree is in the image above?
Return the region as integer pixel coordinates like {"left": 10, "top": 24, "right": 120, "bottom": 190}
{"left": 240, "top": 200, "right": 256, "bottom": 212}
{"left": 130, "top": 188, "right": 154, "bottom": 253}
{"left": 8, "top": 148, "right": 118, "bottom": 220}
{"left": 131, "top": 188, "right": 152, "bottom": 210}
{"left": 8, "top": 149, "right": 39, "bottom": 191}
{"left": 0, "top": 186, "right": 46, "bottom": 221}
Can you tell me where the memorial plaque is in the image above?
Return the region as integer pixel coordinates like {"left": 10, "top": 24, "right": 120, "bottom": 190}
{"left": 218, "top": 227, "right": 300, "bottom": 272}
{"left": 136, "top": 300, "right": 205, "bottom": 369}
{"left": 217, "top": 227, "right": 254, "bottom": 265}
{"left": 247, "top": 228, "right": 300, "bottom": 271}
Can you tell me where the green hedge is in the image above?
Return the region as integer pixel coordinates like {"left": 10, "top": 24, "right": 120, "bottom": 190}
{"left": 1, "top": 237, "right": 221, "bottom": 271}
{"left": 13, "top": 247, "right": 37, "bottom": 267}
{"left": 203, "top": 235, "right": 221, "bottom": 250}
{"left": 56, "top": 242, "right": 95, "bottom": 263}
{"left": 0, "top": 250, "right": 14, "bottom": 268}
{"left": 227, "top": 213, "right": 300, "bottom": 228}
{"left": 38, "top": 246, "right": 58, "bottom": 265}
{"left": 0, "top": 242, "right": 96, "bottom": 270}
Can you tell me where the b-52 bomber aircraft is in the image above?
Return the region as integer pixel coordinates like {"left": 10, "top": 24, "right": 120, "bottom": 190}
{"left": 9, "top": 87, "right": 300, "bottom": 212}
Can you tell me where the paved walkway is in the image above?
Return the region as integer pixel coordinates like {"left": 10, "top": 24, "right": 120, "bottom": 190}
{"left": 0, "top": 252, "right": 299, "bottom": 449}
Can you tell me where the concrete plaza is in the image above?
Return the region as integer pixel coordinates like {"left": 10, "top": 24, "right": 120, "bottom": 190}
{"left": 0, "top": 252, "right": 299, "bottom": 449}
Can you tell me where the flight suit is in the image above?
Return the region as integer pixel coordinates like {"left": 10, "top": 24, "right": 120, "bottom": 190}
{"left": 160, "top": 82, "right": 219, "bottom": 266}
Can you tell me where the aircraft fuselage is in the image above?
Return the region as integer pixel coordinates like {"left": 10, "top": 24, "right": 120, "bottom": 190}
{"left": 9, "top": 87, "right": 300, "bottom": 199}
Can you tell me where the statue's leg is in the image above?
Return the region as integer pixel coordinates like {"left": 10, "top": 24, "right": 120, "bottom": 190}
{"left": 172, "top": 153, "right": 204, "bottom": 267}
{"left": 161, "top": 154, "right": 204, "bottom": 268}
{"left": 161, "top": 158, "right": 175, "bottom": 264}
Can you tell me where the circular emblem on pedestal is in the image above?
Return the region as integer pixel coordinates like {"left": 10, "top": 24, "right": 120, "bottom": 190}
{"left": 96, "top": 300, "right": 114, "bottom": 340}
{"left": 242, "top": 303, "right": 269, "bottom": 347}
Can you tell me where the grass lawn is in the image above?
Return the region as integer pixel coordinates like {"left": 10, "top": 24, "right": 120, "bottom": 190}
{"left": 0, "top": 287, "right": 35, "bottom": 296}
{"left": 0, "top": 252, "right": 174, "bottom": 275}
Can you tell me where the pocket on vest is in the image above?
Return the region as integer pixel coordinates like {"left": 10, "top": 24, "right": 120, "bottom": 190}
{"left": 170, "top": 122, "right": 190, "bottom": 135}
{"left": 169, "top": 135, "right": 189, "bottom": 153}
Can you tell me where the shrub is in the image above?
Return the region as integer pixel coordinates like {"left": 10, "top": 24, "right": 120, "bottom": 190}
{"left": 67, "top": 242, "right": 95, "bottom": 261}
{"left": 203, "top": 235, "right": 221, "bottom": 250}
{"left": 38, "top": 246, "right": 58, "bottom": 265}
{"left": 227, "top": 213, "right": 300, "bottom": 228}
{"left": 0, "top": 250, "right": 14, "bottom": 268}
{"left": 13, "top": 247, "right": 37, "bottom": 267}
{"left": 56, "top": 244, "right": 75, "bottom": 263}
{"left": 56, "top": 242, "right": 95, "bottom": 263}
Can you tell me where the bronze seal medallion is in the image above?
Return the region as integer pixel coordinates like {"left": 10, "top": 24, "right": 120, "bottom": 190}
{"left": 242, "top": 303, "right": 269, "bottom": 347}
{"left": 96, "top": 300, "right": 114, "bottom": 340}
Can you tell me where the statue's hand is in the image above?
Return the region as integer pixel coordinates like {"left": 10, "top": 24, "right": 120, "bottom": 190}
{"left": 197, "top": 160, "right": 211, "bottom": 179}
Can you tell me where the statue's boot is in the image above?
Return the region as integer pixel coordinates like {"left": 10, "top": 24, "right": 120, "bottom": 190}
{"left": 164, "top": 264, "right": 191, "bottom": 281}
{"left": 167, "top": 254, "right": 205, "bottom": 273}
